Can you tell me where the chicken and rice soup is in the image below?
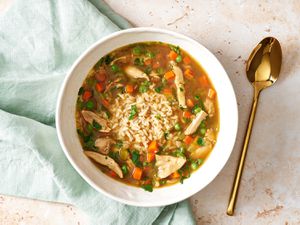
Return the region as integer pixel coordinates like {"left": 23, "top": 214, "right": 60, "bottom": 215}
{"left": 76, "top": 42, "right": 219, "bottom": 192}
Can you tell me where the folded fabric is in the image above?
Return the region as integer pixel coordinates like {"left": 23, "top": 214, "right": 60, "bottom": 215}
{"left": 0, "top": 0, "right": 195, "bottom": 224}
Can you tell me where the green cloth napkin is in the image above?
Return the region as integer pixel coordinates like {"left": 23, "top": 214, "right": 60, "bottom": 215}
{"left": 0, "top": 0, "right": 196, "bottom": 224}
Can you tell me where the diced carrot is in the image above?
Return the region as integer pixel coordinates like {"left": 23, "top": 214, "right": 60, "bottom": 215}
{"left": 183, "top": 56, "right": 191, "bottom": 64}
{"left": 95, "top": 82, "right": 105, "bottom": 92}
{"left": 208, "top": 88, "right": 216, "bottom": 99}
{"left": 144, "top": 59, "right": 152, "bottom": 66}
{"left": 152, "top": 61, "right": 160, "bottom": 69}
{"left": 184, "top": 135, "right": 194, "bottom": 145}
{"left": 148, "top": 140, "right": 159, "bottom": 153}
{"left": 183, "top": 111, "right": 192, "bottom": 119}
{"left": 82, "top": 90, "right": 92, "bottom": 101}
{"left": 169, "top": 171, "right": 180, "bottom": 179}
{"left": 125, "top": 84, "right": 134, "bottom": 93}
{"left": 132, "top": 167, "right": 143, "bottom": 180}
{"left": 168, "top": 51, "right": 178, "bottom": 60}
{"left": 198, "top": 76, "right": 209, "bottom": 86}
{"left": 163, "top": 88, "right": 173, "bottom": 95}
{"left": 107, "top": 170, "right": 117, "bottom": 178}
{"left": 101, "top": 99, "right": 110, "bottom": 108}
{"left": 186, "top": 98, "right": 194, "bottom": 108}
{"left": 164, "top": 71, "right": 175, "bottom": 80}
{"left": 147, "top": 152, "right": 155, "bottom": 162}
{"left": 184, "top": 68, "right": 194, "bottom": 80}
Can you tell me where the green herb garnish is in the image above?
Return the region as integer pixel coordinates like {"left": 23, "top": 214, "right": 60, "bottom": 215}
{"left": 131, "top": 150, "right": 142, "bottom": 167}
{"left": 139, "top": 80, "right": 151, "bottom": 93}
{"left": 134, "top": 57, "right": 144, "bottom": 66}
{"left": 128, "top": 105, "right": 138, "bottom": 120}
{"left": 92, "top": 120, "right": 102, "bottom": 130}
{"left": 115, "top": 140, "right": 123, "bottom": 148}
{"left": 169, "top": 45, "right": 181, "bottom": 54}
{"left": 141, "top": 184, "right": 153, "bottom": 192}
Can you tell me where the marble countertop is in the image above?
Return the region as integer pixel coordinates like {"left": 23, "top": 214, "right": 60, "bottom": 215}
{"left": 1, "top": 0, "right": 300, "bottom": 224}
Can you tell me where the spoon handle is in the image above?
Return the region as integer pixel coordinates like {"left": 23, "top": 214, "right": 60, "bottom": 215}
{"left": 227, "top": 88, "right": 261, "bottom": 216}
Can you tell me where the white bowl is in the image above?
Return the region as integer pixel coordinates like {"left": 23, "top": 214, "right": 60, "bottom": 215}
{"left": 56, "top": 27, "right": 238, "bottom": 207}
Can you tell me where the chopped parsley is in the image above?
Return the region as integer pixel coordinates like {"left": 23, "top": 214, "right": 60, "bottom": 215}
{"left": 128, "top": 105, "right": 138, "bottom": 120}
{"left": 169, "top": 45, "right": 181, "bottom": 54}
{"left": 141, "top": 184, "right": 153, "bottom": 192}
{"left": 92, "top": 120, "right": 102, "bottom": 130}
{"left": 139, "top": 80, "right": 151, "bottom": 93}
{"left": 131, "top": 150, "right": 142, "bottom": 167}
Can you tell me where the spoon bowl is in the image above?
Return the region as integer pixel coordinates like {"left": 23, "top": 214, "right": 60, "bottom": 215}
{"left": 227, "top": 37, "right": 282, "bottom": 216}
{"left": 246, "top": 37, "right": 282, "bottom": 90}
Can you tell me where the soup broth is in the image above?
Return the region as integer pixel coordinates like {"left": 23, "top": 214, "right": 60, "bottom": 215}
{"left": 76, "top": 42, "right": 219, "bottom": 191}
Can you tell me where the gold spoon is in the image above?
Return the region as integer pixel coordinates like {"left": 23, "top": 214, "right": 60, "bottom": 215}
{"left": 227, "top": 37, "right": 282, "bottom": 216}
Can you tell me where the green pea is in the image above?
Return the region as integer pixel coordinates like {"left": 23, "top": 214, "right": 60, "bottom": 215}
{"left": 146, "top": 51, "right": 155, "bottom": 58}
{"left": 176, "top": 55, "right": 182, "bottom": 63}
{"left": 197, "top": 137, "right": 205, "bottom": 146}
{"left": 200, "top": 128, "right": 206, "bottom": 135}
{"left": 121, "top": 165, "right": 128, "bottom": 175}
{"left": 119, "top": 149, "right": 129, "bottom": 161}
{"left": 191, "top": 161, "right": 199, "bottom": 170}
{"left": 133, "top": 46, "right": 142, "bottom": 55}
{"left": 174, "top": 123, "right": 181, "bottom": 131}
{"left": 193, "top": 107, "right": 202, "bottom": 114}
{"left": 86, "top": 100, "right": 94, "bottom": 109}
{"left": 111, "top": 64, "right": 120, "bottom": 72}
{"left": 92, "top": 120, "right": 102, "bottom": 130}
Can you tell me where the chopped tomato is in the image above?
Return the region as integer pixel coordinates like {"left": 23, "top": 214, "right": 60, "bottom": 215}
{"left": 107, "top": 170, "right": 117, "bottom": 178}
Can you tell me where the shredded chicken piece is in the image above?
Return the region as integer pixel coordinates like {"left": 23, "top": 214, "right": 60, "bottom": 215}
{"left": 170, "top": 61, "right": 186, "bottom": 108}
{"left": 204, "top": 98, "right": 215, "bottom": 117}
{"left": 110, "top": 56, "right": 128, "bottom": 65}
{"left": 94, "top": 138, "right": 114, "bottom": 154}
{"left": 184, "top": 110, "right": 207, "bottom": 135}
{"left": 84, "top": 151, "right": 123, "bottom": 178}
{"left": 124, "top": 65, "right": 149, "bottom": 80}
{"left": 155, "top": 155, "right": 186, "bottom": 179}
{"left": 81, "top": 110, "right": 110, "bottom": 132}
{"left": 190, "top": 144, "right": 212, "bottom": 160}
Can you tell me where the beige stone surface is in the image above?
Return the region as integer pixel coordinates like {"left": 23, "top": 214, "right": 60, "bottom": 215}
{"left": 1, "top": 0, "right": 300, "bottom": 224}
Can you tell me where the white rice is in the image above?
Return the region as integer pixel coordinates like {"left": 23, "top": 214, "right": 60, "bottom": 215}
{"left": 108, "top": 91, "right": 178, "bottom": 151}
